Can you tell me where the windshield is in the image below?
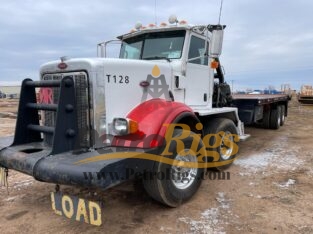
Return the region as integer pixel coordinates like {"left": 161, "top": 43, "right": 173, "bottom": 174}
{"left": 119, "top": 30, "right": 186, "bottom": 60}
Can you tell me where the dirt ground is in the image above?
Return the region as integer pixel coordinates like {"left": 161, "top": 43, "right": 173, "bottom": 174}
{"left": 0, "top": 98, "right": 312, "bottom": 234}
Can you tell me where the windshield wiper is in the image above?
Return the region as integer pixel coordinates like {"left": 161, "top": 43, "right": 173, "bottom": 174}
{"left": 143, "top": 56, "right": 171, "bottom": 62}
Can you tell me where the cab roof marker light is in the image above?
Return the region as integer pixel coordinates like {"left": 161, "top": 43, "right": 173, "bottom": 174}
{"left": 148, "top": 23, "right": 156, "bottom": 28}
{"left": 168, "top": 15, "right": 178, "bottom": 24}
{"left": 135, "top": 22, "right": 142, "bottom": 31}
{"left": 160, "top": 22, "right": 167, "bottom": 27}
{"left": 179, "top": 20, "right": 188, "bottom": 25}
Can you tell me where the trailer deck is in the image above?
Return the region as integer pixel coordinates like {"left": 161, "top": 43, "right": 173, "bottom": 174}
{"left": 232, "top": 94, "right": 289, "bottom": 105}
{"left": 231, "top": 94, "right": 289, "bottom": 127}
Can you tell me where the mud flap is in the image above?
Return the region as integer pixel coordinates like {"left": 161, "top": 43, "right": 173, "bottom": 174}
{"left": 51, "top": 191, "right": 102, "bottom": 226}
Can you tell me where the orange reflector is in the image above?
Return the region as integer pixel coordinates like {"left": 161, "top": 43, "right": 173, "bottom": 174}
{"left": 211, "top": 60, "right": 219, "bottom": 69}
{"left": 128, "top": 119, "right": 138, "bottom": 134}
{"left": 130, "top": 29, "right": 136, "bottom": 33}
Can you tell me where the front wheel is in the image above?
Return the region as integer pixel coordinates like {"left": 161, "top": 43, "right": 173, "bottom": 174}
{"left": 143, "top": 129, "right": 205, "bottom": 207}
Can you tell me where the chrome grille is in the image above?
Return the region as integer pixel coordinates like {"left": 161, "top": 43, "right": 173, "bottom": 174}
{"left": 42, "top": 72, "right": 90, "bottom": 148}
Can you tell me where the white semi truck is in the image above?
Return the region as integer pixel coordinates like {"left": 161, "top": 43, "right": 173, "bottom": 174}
{"left": 0, "top": 16, "right": 288, "bottom": 211}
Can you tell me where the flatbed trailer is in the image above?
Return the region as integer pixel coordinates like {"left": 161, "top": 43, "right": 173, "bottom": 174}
{"left": 232, "top": 94, "right": 289, "bottom": 129}
{"left": 298, "top": 96, "right": 313, "bottom": 104}
{"left": 298, "top": 85, "right": 313, "bottom": 104}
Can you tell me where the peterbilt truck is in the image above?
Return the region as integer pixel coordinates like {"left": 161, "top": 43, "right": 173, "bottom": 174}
{"left": 0, "top": 16, "right": 288, "bottom": 213}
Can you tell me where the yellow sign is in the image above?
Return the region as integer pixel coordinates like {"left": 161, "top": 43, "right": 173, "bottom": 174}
{"left": 51, "top": 192, "right": 102, "bottom": 226}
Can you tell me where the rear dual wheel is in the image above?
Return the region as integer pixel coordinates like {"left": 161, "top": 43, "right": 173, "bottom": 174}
{"left": 269, "top": 106, "right": 281, "bottom": 129}
{"left": 262, "top": 108, "right": 271, "bottom": 129}
{"left": 203, "top": 118, "right": 239, "bottom": 171}
{"left": 280, "top": 105, "right": 286, "bottom": 126}
{"left": 263, "top": 105, "right": 286, "bottom": 129}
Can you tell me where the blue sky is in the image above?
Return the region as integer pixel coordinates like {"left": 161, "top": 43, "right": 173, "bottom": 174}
{"left": 0, "top": 0, "right": 312, "bottom": 91}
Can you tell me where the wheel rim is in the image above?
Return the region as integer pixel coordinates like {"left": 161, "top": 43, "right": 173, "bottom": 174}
{"left": 219, "top": 131, "right": 234, "bottom": 160}
{"left": 171, "top": 149, "right": 198, "bottom": 190}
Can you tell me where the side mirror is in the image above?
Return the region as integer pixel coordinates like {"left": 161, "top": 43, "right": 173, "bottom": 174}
{"left": 97, "top": 39, "right": 121, "bottom": 58}
{"left": 210, "top": 25, "right": 225, "bottom": 58}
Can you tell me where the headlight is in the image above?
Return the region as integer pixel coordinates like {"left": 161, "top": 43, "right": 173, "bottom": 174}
{"left": 112, "top": 118, "right": 138, "bottom": 136}
{"left": 113, "top": 118, "right": 128, "bottom": 135}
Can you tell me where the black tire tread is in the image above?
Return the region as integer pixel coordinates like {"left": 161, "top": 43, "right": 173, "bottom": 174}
{"left": 280, "top": 105, "right": 286, "bottom": 126}
{"left": 143, "top": 129, "right": 204, "bottom": 207}
{"left": 269, "top": 107, "right": 281, "bottom": 129}
{"left": 202, "top": 118, "right": 238, "bottom": 171}
{"left": 262, "top": 108, "right": 271, "bottom": 129}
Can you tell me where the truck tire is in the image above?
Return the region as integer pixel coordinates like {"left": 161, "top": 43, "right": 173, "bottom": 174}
{"left": 262, "top": 108, "right": 271, "bottom": 129}
{"left": 143, "top": 129, "right": 204, "bottom": 207}
{"left": 269, "top": 107, "right": 281, "bottom": 129}
{"left": 203, "top": 118, "right": 238, "bottom": 171}
{"left": 280, "top": 105, "right": 285, "bottom": 126}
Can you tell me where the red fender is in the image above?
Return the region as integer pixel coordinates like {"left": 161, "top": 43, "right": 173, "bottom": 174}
{"left": 112, "top": 99, "right": 195, "bottom": 148}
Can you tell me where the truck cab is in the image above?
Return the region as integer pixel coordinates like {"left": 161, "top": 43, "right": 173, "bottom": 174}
{"left": 116, "top": 23, "right": 213, "bottom": 107}
{"left": 101, "top": 20, "right": 226, "bottom": 109}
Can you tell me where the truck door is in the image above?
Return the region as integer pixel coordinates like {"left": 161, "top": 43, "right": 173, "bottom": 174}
{"left": 185, "top": 35, "right": 210, "bottom": 106}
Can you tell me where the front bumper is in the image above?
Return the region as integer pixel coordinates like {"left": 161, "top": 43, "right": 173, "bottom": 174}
{"left": 0, "top": 137, "right": 156, "bottom": 190}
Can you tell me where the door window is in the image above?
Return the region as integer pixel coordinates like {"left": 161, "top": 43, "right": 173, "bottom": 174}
{"left": 188, "top": 36, "right": 208, "bottom": 65}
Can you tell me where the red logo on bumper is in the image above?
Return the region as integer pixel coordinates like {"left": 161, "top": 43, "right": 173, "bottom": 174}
{"left": 39, "top": 88, "right": 53, "bottom": 104}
